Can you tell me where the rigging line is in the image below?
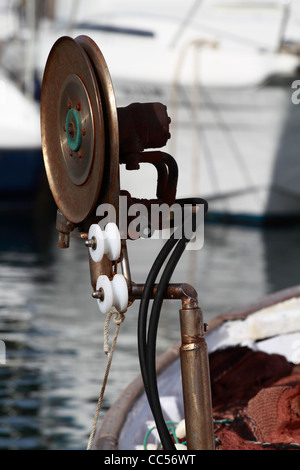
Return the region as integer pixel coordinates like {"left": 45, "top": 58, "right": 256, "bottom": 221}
{"left": 199, "top": 128, "right": 224, "bottom": 197}
{"left": 191, "top": 40, "right": 201, "bottom": 198}
{"left": 87, "top": 309, "right": 125, "bottom": 450}
{"left": 200, "top": 85, "right": 261, "bottom": 203}
{"left": 269, "top": 183, "right": 300, "bottom": 201}
{"left": 179, "top": 76, "right": 224, "bottom": 199}
{"left": 169, "top": 2, "right": 282, "bottom": 53}
{"left": 169, "top": 0, "right": 205, "bottom": 49}
{"left": 191, "top": 43, "right": 223, "bottom": 199}
{"left": 207, "top": 185, "right": 260, "bottom": 201}
{"left": 277, "top": 0, "right": 291, "bottom": 51}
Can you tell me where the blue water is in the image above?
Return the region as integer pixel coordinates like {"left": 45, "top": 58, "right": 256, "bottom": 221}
{"left": 0, "top": 209, "right": 300, "bottom": 450}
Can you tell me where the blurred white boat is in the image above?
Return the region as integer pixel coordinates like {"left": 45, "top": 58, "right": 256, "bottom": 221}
{"left": 0, "top": 72, "right": 43, "bottom": 204}
{"left": 0, "top": 2, "right": 48, "bottom": 207}
{"left": 4, "top": 0, "right": 300, "bottom": 222}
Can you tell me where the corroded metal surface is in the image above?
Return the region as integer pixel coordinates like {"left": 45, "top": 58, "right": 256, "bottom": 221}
{"left": 125, "top": 151, "right": 178, "bottom": 208}
{"left": 179, "top": 308, "right": 215, "bottom": 450}
{"left": 58, "top": 73, "right": 95, "bottom": 186}
{"left": 131, "top": 282, "right": 199, "bottom": 309}
{"left": 75, "top": 35, "right": 120, "bottom": 212}
{"left": 118, "top": 102, "right": 171, "bottom": 169}
{"left": 41, "top": 36, "right": 105, "bottom": 224}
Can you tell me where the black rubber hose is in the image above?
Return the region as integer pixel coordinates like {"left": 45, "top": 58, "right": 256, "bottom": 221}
{"left": 147, "top": 237, "right": 188, "bottom": 450}
{"left": 138, "top": 235, "right": 185, "bottom": 450}
{"left": 138, "top": 200, "right": 200, "bottom": 397}
{"left": 175, "top": 197, "right": 208, "bottom": 214}
{"left": 137, "top": 234, "right": 178, "bottom": 401}
{"left": 145, "top": 201, "right": 205, "bottom": 449}
{"left": 138, "top": 199, "right": 207, "bottom": 450}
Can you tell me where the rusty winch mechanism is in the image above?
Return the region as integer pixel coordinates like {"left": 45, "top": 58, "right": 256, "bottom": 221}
{"left": 41, "top": 35, "right": 214, "bottom": 451}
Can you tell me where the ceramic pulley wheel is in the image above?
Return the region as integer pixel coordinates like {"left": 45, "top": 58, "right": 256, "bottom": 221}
{"left": 96, "top": 274, "right": 128, "bottom": 314}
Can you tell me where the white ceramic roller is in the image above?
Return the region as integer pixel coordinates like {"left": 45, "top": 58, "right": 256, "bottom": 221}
{"left": 95, "top": 274, "right": 128, "bottom": 314}
{"left": 87, "top": 223, "right": 121, "bottom": 262}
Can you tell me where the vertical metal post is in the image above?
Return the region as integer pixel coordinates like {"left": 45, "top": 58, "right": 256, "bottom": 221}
{"left": 179, "top": 307, "right": 215, "bottom": 450}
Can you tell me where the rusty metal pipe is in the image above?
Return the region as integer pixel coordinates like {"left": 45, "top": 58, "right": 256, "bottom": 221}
{"left": 133, "top": 281, "right": 214, "bottom": 450}
{"left": 138, "top": 151, "right": 178, "bottom": 206}
{"left": 131, "top": 282, "right": 198, "bottom": 309}
{"left": 120, "top": 240, "right": 132, "bottom": 291}
{"left": 120, "top": 151, "right": 179, "bottom": 222}
{"left": 179, "top": 307, "right": 215, "bottom": 450}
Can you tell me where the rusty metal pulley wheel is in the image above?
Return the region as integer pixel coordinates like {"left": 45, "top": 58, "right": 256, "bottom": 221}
{"left": 41, "top": 35, "right": 119, "bottom": 224}
{"left": 75, "top": 35, "right": 120, "bottom": 210}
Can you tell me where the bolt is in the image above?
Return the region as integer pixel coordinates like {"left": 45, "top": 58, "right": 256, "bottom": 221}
{"left": 78, "top": 151, "right": 83, "bottom": 159}
{"left": 76, "top": 103, "right": 81, "bottom": 111}
{"left": 67, "top": 100, "right": 72, "bottom": 109}
{"left": 81, "top": 128, "right": 86, "bottom": 136}
{"left": 92, "top": 288, "right": 104, "bottom": 301}
{"left": 85, "top": 237, "right": 96, "bottom": 249}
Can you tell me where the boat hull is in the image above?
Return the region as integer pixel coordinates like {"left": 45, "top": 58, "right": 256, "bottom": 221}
{"left": 0, "top": 147, "right": 46, "bottom": 210}
{"left": 92, "top": 285, "right": 300, "bottom": 450}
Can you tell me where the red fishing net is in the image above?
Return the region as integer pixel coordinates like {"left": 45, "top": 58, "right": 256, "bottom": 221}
{"left": 210, "top": 346, "right": 300, "bottom": 450}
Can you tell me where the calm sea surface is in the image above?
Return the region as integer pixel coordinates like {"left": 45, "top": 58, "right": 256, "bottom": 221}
{"left": 0, "top": 209, "right": 300, "bottom": 450}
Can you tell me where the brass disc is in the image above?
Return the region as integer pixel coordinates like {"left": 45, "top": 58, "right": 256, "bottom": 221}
{"left": 41, "top": 36, "right": 105, "bottom": 223}
{"left": 75, "top": 35, "right": 120, "bottom": 209}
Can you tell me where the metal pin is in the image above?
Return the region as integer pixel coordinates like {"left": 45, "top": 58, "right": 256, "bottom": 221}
{"left": 92, "top": 288, "right": 104, "bottom": 301}
{"left": 85, "top": 237, "right": 96, "bottom": 249}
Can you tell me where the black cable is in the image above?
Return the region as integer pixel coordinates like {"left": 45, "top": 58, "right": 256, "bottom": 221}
{"left": 175, "top": 197, "right": 208, "bottom": 214}
{"left": 137, "top": 198, "right": 207, "bottom": 450}
{"left": 138, "top": 200, "right": 203, "bottom": 396}
{"left": 137, "top": 234, "right": 178, "bottom": 398}
{"left": 146, "top": 203, "right": 201, "bottom": 450}
{"left": 147, "top": 237, "right": 188, "bottom": 450}
{"left": 138, "top": 238, "right": 181, "bottom": 451}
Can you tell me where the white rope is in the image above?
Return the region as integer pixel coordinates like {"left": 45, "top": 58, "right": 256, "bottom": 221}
{"left": 103, "top": 307, "right": 123, "bottom": 355}
{"left": 87, "top": 308, "right": 125, "bottom": 450}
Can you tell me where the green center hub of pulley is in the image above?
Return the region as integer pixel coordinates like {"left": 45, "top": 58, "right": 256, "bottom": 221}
{"left": 66, "top": 108, "right": 82, "bottom": 152}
